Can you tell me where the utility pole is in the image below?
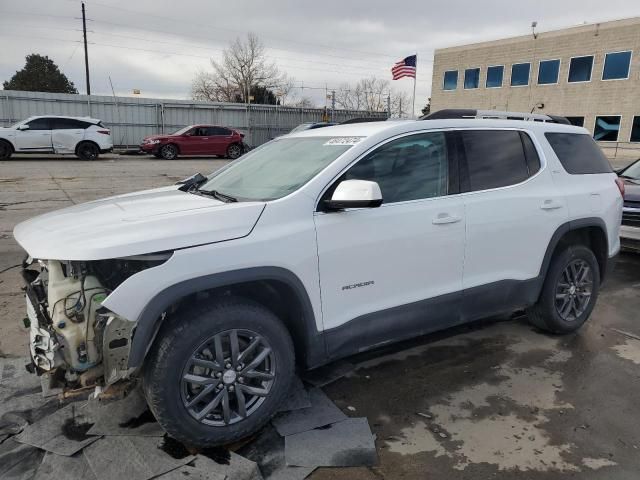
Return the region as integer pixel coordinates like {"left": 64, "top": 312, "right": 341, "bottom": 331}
{"left": 331, "top": 90, "right": 336, "bottom": 122}
{"left": 81, "top": 2, "right": 91, "bottom": 95}
{"left": 387, "top": 93, "right": 391, "bottom": 118}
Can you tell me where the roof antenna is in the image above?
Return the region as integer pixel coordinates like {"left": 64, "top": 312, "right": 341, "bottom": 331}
{"left": 531, "top": 21, "right": 538, "bottom": 39}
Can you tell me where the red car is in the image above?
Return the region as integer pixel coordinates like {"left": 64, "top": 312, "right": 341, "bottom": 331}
{"left": 140, "top": 125, "right": 245, "bottom": 160}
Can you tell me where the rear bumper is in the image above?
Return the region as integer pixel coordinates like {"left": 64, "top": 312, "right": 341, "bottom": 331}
{"left": 620, "top": 225, "right": 640, "bottom": 252}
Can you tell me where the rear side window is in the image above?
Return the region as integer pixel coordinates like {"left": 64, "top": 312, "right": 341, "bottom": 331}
{"left": 210, "top": 127, "right": 232, "bottom": 136}
{"left": 520, "top": 132, "right": 541, "bottom": 175}
{"left": 53, "top": 118, "right": 91, "bottom": 129}
{"left": 545, "top": 133, "right": 612, "bottom": 174}
{"left": 460, "top": 130, "right": 530, "bottom": 191}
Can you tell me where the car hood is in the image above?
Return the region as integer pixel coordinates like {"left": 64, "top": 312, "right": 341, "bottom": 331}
{"left": 622, "top": 178, "right": 640, "bottom": 203}
{"left": 13, "top": 186, "right": 266, "bottom": 261}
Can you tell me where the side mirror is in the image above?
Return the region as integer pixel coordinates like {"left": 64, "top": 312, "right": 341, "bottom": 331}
{"left": 17, "top": 124, "right": 29, "bottom": 131}
{"left": 324, "top": 180, "right": 383, "bottom": 211}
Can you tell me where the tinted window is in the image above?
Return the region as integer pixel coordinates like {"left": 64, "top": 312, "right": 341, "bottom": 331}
{"left": 545, "top": 133, "right": 612, "bottom": 174}
{"left": 566, "top": 117, "right": 585, "bottom": 127}
{"left": 464, "top": 68, "right": 480, "bottom": 89}
{"left": 486, "top": 66, "right": 504, "bottom": 88}
{"left": 568, "top": 56, "right": 593, "bottom": 82}
{"left": 26, "top": 118, "right": 52, "bottom": 130}
{"left": 461, "top": 130, "right": 529, "bottom": 191}
{"left": 443, "top": 70, "right": 458, "bottom": 90}
{"left": 602, "top": 51, "right": 632, "bottom": 80}
{"left": 631, "top": 116, "right": 640, "bottom": 143}
{"left": 594, "top": 116, "right": 620, "bottom": 141}
{"left": 53, "top": 118, "right": 90, "bottom": 129}
{"left": 345, "top": 132, "right": 449, "bottom": 204}
{"left": 520, "top": 132, "right": 541, "bottom": 175}
{"left": 538, "top": 59, "right": 560, "bottom": 84}
{"left": 208, "top": 127, "right": 232, "bottom": 136}
{"left": 511, "top": 63, "right": 530, "bottom": 86}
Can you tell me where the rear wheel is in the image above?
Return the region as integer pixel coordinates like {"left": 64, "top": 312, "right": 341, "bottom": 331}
{"left": 160, "top": 144, "right": 178, "bottom": 160}
{"left": 76, "top": 141, "right": 99, "bottom": 160}
{"left": 226, "top": 143, "right": 242, "bottom": 160}
{"left": 143, "top": 297, "right": 294, "bottom": 447}
{"left": 0, "top": 140, "right": 12, "bottom": 160}
{"left": 527, "top": 245, "right": 600, "bottom": 333}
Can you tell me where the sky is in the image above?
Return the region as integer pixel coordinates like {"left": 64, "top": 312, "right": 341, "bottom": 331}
{"left": 0, "top": 0, "right": 638, "bottom": 114}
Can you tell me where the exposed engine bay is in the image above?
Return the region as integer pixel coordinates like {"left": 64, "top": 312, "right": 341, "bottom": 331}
{"left": 21, "top": 254, "right": 169, "bottom": 389}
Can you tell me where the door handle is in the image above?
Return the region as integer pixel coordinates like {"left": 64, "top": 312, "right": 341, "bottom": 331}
{"left": 541, "top": 199, "right": 563, "bottom": 210}
{"left": 432, "top": 213, "right": 461, "bottom": 225}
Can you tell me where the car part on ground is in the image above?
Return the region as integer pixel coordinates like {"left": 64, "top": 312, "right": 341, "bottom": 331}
{"left": 13, "top": 113, "right": 622, "bottom": 446}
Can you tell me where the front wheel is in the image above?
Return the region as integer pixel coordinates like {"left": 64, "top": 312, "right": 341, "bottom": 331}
{"left": 143, "top": 297, "right": 294, "bottom": 447}
{"left": 226, "top": 143, "right": 242, "bottom": 160}
{"left": 160, "top": 144, "right": 179, "bottom": 160}
{"left": 0, "top": 141, "right": 12, "bottom": 160}
{"left": 527, "top": 245, "right": 600, "bottom": 333}
{"left": 76, "top": 141, "right": 99, "bottom": 160}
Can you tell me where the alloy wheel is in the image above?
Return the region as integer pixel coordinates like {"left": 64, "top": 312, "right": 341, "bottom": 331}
{"left": 227, "top": 144, "right": 242, "bottom": 159}
{"left": 554, "top": 259, "right": 593, "bottom": 321}
{"left": 180, "top": 329, "right": 276, "bottom": 426}
{"left": 79, "top": 143, "right": 98, "bottom": 160}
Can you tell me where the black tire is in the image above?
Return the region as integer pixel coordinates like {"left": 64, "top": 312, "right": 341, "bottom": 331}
{"left": 527, "top": 245, "right": 600, "bottom": 334}
{"left": 226, "top": 143, "right": 242, "bottom": 160}
{"left": 0, "top": 140, "right": 12, "bottom": 160}
{"left": 76, "top": 141, "right": 100, "bottom": 160}
{"left": 143, "top": 296, "right": 295, "bottom": 447}
{"left": 160, "top": 144, "right": 179, "bottom": 160}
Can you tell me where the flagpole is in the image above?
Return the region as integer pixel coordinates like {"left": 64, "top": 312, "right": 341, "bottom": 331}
{"left": 412, "top": 53, "right": 417, "bottom": 118}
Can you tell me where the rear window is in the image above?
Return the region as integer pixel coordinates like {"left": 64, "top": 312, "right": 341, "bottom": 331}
{"left": 460, "top": 130, "right": 530, "bottom": 191}
{"left": 545, "top": 133, "right": 612, "bottom": 174}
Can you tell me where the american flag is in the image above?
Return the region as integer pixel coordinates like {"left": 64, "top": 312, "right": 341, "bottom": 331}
{"left": 391, "top": 55, "right": 417, "bottom": 80}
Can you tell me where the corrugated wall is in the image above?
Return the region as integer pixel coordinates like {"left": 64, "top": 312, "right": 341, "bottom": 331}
{"left": 0, "top": 90, "right": 388, "bottom": 148}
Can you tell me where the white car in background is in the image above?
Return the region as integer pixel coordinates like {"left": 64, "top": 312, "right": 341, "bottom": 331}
{"left": 0, "top": 115, "right": 113, "bottom": 160}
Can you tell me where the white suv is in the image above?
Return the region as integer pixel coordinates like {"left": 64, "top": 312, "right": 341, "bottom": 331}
{"left": 0, "top": 115, "right": 113, "bottom": 160}
{"left": 13, "top": 111, "right": 623, "bottom": 446}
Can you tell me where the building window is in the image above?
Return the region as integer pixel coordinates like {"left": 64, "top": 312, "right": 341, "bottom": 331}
{"left": 538, "top": 59, "right": 560, "bottom": 85}
{"left": 443, "top": 70, "right": 458, "bottom": 90}
{"left": 602, "top": 51, "right": 632, "bottom": 80}
{"left": 565, "top": 116, "right": 585, "bottom": 127}
{"left": 510, "top": 63, "right": 530, "bottom": 86}
{"left": 631, "top": 116, "right": 640, "bottom": 142}
{"left": 594, "top": 116, "right": 621, "bottom": 141}
{"left": 464, "top": 68, "right": 480, "bottom": 89}
{"left": 568, "top": 55, "right": 593, "bottom": 82}
{"left": 486, "top": 65, "right": 504, "bottom": 88}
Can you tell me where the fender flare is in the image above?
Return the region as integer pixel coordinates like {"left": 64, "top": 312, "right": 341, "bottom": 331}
{"left": 537, "top": 217, "right": 609, "bottom": 289}
{"left": 127, "top": 266, "right": 323, "bottom": 368}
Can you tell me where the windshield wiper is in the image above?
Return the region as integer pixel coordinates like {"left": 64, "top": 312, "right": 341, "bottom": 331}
{"left": 197, "top": 189, "right": 238, "bottom": 203}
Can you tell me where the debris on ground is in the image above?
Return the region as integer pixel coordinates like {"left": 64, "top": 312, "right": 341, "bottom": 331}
{"left": 284, "top": 417, "right": 377, "bottom": 467}
{"left": 276, "top": 376, "right": 312, "bottom": 413}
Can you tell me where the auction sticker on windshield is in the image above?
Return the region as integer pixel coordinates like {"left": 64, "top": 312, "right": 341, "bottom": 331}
{"left": 324, "top": 137, "right": 364, "bottom": 146}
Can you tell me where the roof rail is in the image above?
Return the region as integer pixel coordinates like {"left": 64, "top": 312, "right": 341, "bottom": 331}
{"left": 420, "top": 109, "right": 571, "bottom": 125}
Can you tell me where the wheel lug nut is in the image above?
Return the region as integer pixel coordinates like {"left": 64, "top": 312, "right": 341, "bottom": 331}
{"left": 228, "top": 386, "right": 235, "bottom": 392}
{"left": 216, "top": 372, "right": 222, "bottom": 378}
{"left": 236, "top": 365, "right": 242, "bottom": 371}
{"left": 225, "top": 363, "right": 232, "bottom": 369}
{"left": 238, "top": 377, "right": 244, "bottom": 383}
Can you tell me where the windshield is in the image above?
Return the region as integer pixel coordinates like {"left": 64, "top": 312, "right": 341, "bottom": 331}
{"left": 622, "top": 160, "right": 640, "bottom": 180}
{"left": 199, "top": 137, "right": 358, "bottom": 200}
{"left": 289, "top": 124, "right": 313, "bottom": 133}
{"left": 171, "top": 126, "right": 193, "bottom": 136}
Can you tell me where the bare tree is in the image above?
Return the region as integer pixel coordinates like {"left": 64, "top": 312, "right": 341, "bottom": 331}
{"left": 192, "top": 33, "right": 285, "bottom": 104}
{"left": 334, "top": 76, "right": 410, "bottom": 116}
{"left": 292, "top": 97, "right": 316, "bottom": 108}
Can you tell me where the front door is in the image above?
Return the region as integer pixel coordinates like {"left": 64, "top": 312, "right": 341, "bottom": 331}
{"left": 314, "top": 131, "right": 466, "bottom": 358}
{"left": 14, "top": 117, "right": 53, "bottom": 151}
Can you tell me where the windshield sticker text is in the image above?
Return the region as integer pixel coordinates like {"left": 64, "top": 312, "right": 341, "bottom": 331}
{"left": 324, "top": 137, "right": 363, "bottom": 146}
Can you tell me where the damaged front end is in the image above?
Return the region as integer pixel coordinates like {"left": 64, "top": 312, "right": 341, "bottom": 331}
{"left": 21, "top": 253, "right": 171, "bottom": 390}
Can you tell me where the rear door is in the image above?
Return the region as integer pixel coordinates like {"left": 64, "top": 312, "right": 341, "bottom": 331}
{"left": 52, "top": 118, "right": 88, "bottom": 153}
{"left": 458, "top": 129, "right": 568, "bottom": 318}
{"left": 314, "top": 131, "right": 466, "bottom": 357}
{"left": 14, "top": 117, "right": 53, "bottom": 151}
{"left": 204, "top": 127, "right": 233, "bottom": 155}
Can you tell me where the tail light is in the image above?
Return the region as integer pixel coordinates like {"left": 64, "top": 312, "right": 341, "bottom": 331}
{"left": 97, "top": 129, "right": 111, "bottom": 135}
{"left": 615, "top": 178, "right": 625, "bottom": 197}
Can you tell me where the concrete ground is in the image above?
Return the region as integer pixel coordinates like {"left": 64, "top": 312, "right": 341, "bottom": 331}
{"left": 1, "top": 155, "right": 639, "bottom": 479}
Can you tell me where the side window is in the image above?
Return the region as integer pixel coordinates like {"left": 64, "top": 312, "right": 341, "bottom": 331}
{"left": 545, "top": 133, "right": 612, "bottom": 174}
{"left": 208, "top": 127, "right": 232, "bottom": 136}
{"left": 53, "top": 118, "right": 89, "bottom": 129}
{"left": 460, "top": 130, "right": 529, "bottom": 191}
{"left": 344, "top": 132, "right": 449, "bottom": 204}
{"left": 26, "top": 118, "right": 52, "bottom": 130}
{"left": 520, "top": 132, "right": 541, "bottom": 175}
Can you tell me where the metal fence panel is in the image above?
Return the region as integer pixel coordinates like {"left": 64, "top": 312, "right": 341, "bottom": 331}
{"left": 0, "top": 90, "right": 387, "bottom": 148}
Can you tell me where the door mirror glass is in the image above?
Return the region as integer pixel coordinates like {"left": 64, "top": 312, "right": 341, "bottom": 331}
{"left": 17, "top": 124, "right": 29, "bottom": 131}
{"left": 324, "top": 180, "right": 383, "bottom": 210}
